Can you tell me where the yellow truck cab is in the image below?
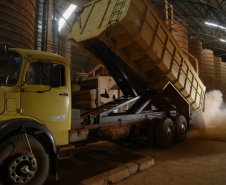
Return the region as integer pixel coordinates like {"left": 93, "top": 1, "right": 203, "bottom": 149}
{"left": 0, "top": 44, "right": 71, "bottom": 184}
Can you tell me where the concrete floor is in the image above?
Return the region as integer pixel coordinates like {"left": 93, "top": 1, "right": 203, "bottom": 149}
{"left": 45, "top": 124, "right": 226, "bottom": 185}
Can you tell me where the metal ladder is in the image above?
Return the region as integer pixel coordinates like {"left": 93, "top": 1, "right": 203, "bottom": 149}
{"left": 104, "top": 0, "right": 125, "bottom": 38}
{"left": 108, "top": 0, "right": 125, "bottom": 25}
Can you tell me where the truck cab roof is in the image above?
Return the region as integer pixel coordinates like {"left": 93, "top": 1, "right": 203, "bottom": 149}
{"left": 8, "top": 48, "right": 68, "bottom": 65}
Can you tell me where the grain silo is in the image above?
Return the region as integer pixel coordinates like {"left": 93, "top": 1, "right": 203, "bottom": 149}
{"left": 188, "top": 39, "right": 203, "bottom": 80}
{"left": 0, "top": 0, "right": 36, "bottom": 49}
{"left": 202, "top": 49, "right": 214, "bottom": 92}
{"left": 221, "top": 62, "right": 226, "bottom": 99}
{"left": 172, "top": 23, "right": 188, "bottom": 52}
{"left": 214, "top": 57, "right": 222, "bottom": 91}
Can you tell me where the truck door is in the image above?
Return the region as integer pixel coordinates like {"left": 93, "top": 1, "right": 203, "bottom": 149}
{"left": 0, "top": 88, "right": 4, "bottom": 114}
{"left": 20, "top": 60, "right": 70, "bottom": 145}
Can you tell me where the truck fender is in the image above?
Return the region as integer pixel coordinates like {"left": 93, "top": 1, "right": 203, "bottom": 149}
{"left": 0, "top": 118, "right": 57, "bottom": 154}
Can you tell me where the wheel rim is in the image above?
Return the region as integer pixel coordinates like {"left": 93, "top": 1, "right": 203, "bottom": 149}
{"left": 8, "top": 154, "right": 37, "bottom": 184}
{"left": 165, "top": 126, "right": 172, "bottom": 139}
{"left": 180, "top": 123, "right": 186, "bottom": 135}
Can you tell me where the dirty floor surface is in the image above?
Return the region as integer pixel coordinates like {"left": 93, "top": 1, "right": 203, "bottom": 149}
{"left": 45, "top": 124, "right": 226, "bottom": 185}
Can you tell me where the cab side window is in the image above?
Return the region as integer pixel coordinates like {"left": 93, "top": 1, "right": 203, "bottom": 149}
{"left": 25, "top": 62, "right": 65, "bottom": 87}
{"left": 51, "top": 63, "right": 65, "bottom": 87}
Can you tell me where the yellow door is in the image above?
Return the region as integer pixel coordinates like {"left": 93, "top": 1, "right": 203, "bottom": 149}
{"left": 0, "top": 88, "right": 4, "bottom": 114}
{"left": 21, "top": 60, "right": 70, "bottom": 145}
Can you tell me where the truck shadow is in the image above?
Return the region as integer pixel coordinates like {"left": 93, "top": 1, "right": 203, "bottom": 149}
{"left": 45, "top": 141, "right": 144, "bottom": 185}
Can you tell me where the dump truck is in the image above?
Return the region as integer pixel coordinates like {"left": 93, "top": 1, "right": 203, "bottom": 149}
{"left": 0, "top": 0, "right": 205, "bottom": 184}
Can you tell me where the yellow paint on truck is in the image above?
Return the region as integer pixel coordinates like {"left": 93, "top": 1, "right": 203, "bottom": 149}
{"left": 0, "top": 48, "right": 71, "bottom": 146}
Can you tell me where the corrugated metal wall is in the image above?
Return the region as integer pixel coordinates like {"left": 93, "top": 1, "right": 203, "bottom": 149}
{"left": 34, "top": 0, "right": 48, "bottom": 51}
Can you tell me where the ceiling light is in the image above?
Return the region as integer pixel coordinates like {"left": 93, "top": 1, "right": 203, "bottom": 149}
{"left": 59, "top": 4, "right": 77, "bottom": 32}
{"left": 205, "top": 22, "right": 226, "bottom": 31}
{"left": 220, "top": 39, "right": 226, "bottom": 42}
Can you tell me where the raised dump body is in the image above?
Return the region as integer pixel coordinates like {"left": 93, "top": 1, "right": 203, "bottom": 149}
{"left": 68, "top": 0, "right": 206, "bottom": 113}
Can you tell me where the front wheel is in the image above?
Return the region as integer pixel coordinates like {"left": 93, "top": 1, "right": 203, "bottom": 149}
{"left": 0, "top": 134, "right": 49, "bottom": 185}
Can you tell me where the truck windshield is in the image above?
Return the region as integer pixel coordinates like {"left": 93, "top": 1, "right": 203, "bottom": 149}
{"left": 0, "top": 52, "right": 22, "bottom": 86}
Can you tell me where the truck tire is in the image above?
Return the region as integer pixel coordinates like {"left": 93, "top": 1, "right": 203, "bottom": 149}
{"left": 147, "top": 118, "right": 158, "bottom": 147}
{"left": 155, "top": 117, "right": 175, "bottom": 148}
{"left": 175, "top": 115, "right": 187, "bottom": 143}
{"left": 0, "top": 134, "right": 49, "bottom": 185}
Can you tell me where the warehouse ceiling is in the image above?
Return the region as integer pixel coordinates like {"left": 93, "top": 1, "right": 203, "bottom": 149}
{"left": 54, "top": 0, "right": 226, "bottom": 67}
{"left": 54, "top": 0, "right": 92, "bottom": 34}
{"left": 159, "top": 0, "right": 226, "bottom": 61}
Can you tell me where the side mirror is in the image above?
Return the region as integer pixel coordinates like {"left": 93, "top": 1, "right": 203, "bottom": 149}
{"left": 0, "top": 44, "right": 9, "bottom": 54}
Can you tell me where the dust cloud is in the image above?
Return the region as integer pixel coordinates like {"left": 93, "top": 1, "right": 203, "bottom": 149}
{"left": 190, "top": 90, "right": 226, "bottom": 131}
{"left": 203, "top": 90, "right": 226, "bottom": 128}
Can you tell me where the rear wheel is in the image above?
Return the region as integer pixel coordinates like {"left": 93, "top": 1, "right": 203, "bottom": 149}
{"left": 155, "top": 117, "right": 175, "bottom": 148}
{"left": 175, "top": 115, "right": 187, "bottom": 143}
{"left": 0, "top": 134, "right": 49, "bottom": 185}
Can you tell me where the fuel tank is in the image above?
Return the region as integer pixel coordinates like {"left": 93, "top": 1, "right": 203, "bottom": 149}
{"left": 98, "top": 126, "right": 130, "bottom": 140}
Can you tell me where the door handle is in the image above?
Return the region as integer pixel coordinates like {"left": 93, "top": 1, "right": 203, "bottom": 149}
{"left": 59, "top": 93, "right": 69, "bottom": 96}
